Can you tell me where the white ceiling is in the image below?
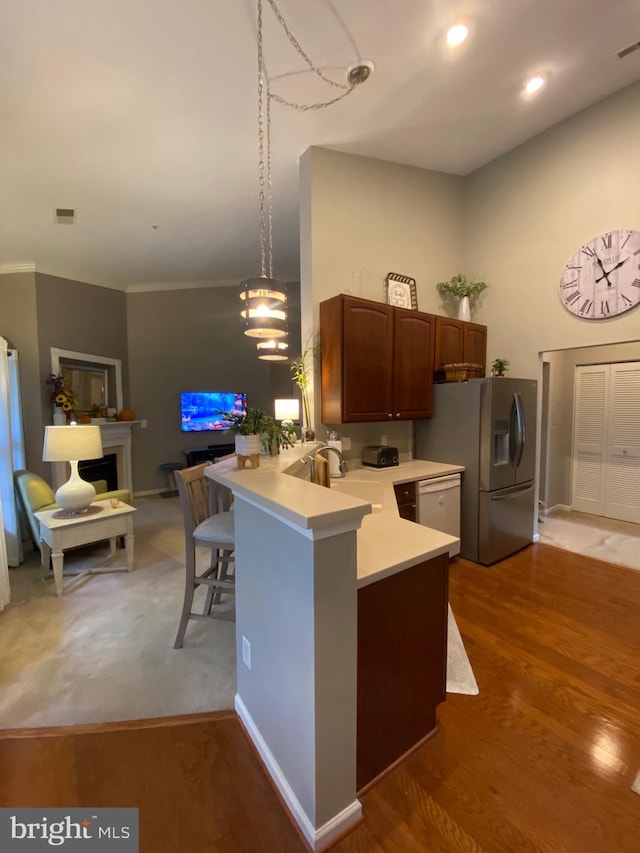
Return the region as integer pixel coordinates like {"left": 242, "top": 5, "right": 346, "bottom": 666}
{"left": 2, "top": 0, "right": 639, "bottom": 291}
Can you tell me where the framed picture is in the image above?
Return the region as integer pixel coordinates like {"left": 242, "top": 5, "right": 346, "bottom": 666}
{"left": 385, "top": 273, "right": 417, "bottom": 310}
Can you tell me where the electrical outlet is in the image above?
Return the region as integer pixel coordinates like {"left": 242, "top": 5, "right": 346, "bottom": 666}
{"left": 242, "top": 635, "right": 251, "bottom": 670}
{"left": 380, "top": 435, "right": 387, "bottom": 446}
{"left": 140, "top": 419, "right": 148, "bottom": 429}
{"left": 341, "top": 436, "right": 351, "bottom": 451}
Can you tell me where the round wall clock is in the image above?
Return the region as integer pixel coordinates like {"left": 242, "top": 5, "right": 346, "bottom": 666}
{"left": 559, "top": 229, "right": 640, "bottom": 319}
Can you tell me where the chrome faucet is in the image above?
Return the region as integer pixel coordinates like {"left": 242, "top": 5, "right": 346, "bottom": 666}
{"left": 315, "top": 444, "right": 348, "bottom": 478}
{"left": 300, "top": 445, "right": 348, "bottom": 481}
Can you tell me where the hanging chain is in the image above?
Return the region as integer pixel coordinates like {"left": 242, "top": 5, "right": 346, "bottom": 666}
{"left": 265, "top": 0, "right": 356, "bottom": 111}
{"left": 266, "top": 73, "right": 273, "bottom": 279}
{"left": 256, "top": 0, "right": 359, "bottom": 279}
{"left": 257, "top": 0, "right": 268, "bottom": 278}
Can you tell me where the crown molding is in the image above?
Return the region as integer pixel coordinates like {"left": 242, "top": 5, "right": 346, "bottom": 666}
{"left": 126, "top": 279, "right": 240, "bottom": 293}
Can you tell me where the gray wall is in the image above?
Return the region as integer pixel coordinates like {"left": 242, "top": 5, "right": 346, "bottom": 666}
{"left": 0, "top": 271, "right": 300, "bottom": 491}
{"left": 0, "top": 272, "right": 128, "bottom": 480}
{"left": 299, "top": 147, "right": 464, "bottom": 457}
{"left": 462, "top": 80, "right": 640, "bottom": 379}
{"left": 126, "top": 283, "right": 301, "bottom": 492}
{"left": 36, "top": 272, "right": 129, "bottom": 403}
{"left": 301, "top": 82, "right": 640, "bottom": 493}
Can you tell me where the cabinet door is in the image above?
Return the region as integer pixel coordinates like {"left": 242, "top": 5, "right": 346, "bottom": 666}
{"left": 394, "top": 481, "right": 417, "bottom": 522}
{"left": 393, "top": 309, "right": 435, "bottom": 419}
{"left": 357, "top": 553, "right": 448, "bottom": 790}
{"left": 463, "top": 323, "right": 487, "bottom": 375}
{"left": 434, "top": 317, "right": 464, "bottom": 370}
{"left": 342, "top": 298, "right": 394, "bottom": 422}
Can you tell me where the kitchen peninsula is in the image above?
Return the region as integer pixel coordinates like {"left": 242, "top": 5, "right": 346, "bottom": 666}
{"left": 207, "top": 445, "right": 461, "bottom": 851}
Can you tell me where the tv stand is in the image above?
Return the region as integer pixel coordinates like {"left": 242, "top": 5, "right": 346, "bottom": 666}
{"left": 184, "top": 443, "right": 236, "bottom": 467}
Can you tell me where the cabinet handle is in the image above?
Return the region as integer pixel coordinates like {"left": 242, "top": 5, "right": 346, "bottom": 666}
{"left": 396, "top": 412, "right": 400, "bottom": 417}
{"left": 388, "top": 413, "right": 393, "bottom": 418}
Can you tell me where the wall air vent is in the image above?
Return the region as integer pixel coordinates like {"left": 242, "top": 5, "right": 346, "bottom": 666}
{"left": 55, "top": 208, "right": 76, "bottom": 225}
{"left": 617, "top": 40, "right": 640, "bottom": 59}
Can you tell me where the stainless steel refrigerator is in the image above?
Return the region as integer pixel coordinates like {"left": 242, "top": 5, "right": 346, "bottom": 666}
{"left": 414, "top": 377, "right": 537, "bottom": 565}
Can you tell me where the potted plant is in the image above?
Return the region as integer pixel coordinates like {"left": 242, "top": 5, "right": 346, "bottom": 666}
{"left": 436, "top": 273, "right": 487, "bottom": 321}
{"left": 290, "top": 338, "right": 318, "bottom": 442}
{"left": 491, "top": 358, "right": 510, "bottom": 377}
{"left": 259, "top": 415, "right": 297, "bottom": 456}
{"left": 220, "top": 407, "right": 295, "bottom": 467}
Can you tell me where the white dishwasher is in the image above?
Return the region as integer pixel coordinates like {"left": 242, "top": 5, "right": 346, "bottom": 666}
{"left": 417, "top": 474, "right": 461, "bottom": 556}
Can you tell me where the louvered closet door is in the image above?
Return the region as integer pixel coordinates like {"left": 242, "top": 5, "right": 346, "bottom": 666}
{"left": 604, "top": 362, "right": 640, "bottom": 523}
{"left": 572, "top": 366, "right": 608, "bottom": 515}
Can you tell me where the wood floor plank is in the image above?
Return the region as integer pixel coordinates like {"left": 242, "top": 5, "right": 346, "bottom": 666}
{"left": 1, "top": 543, "right": 639, "bottom": 852}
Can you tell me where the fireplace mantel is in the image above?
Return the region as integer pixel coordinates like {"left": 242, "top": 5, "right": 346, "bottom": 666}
{"left": 51, "top": 421, "right": 139, "bottom": 495}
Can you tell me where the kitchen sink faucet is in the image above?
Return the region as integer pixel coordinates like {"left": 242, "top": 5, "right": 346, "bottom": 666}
{"left": 301, "top": 445, "right": 348, "bottom": 480}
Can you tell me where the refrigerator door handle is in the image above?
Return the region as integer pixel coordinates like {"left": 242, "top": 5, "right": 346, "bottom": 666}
{"left": 490, "top": 483, "right": 534, "bottom": 501}
{"left": 509, "top": 392, "right": 526, "bottom": 469}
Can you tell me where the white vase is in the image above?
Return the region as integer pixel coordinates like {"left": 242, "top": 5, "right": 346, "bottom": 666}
{"left": 53, "top": 406, "right": 66, "bottom": 425}
{"left": 457, "top": 296, "right": 471, "bottom": 322}
{"left": 235, "top": 434, "right": 261, "bottom": 468}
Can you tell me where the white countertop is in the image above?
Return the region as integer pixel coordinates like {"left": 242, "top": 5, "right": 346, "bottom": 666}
{"left": 207, "top": 445, "right": 463, "bottom": 588}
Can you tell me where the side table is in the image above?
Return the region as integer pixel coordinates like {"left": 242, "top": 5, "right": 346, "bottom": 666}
{"left": 34, "top": 500, "right": 137, "bottom": 597}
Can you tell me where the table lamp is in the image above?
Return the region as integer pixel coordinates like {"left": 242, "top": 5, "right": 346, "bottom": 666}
{"left": 42, "top": 424, "right": 104, "bottom": 515}
{"left": 274, "top": 399, "right": 300, "bottom": 425}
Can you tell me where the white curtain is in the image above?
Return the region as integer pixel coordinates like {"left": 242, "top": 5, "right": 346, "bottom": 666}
{"left": 0, "top": 337, "right": 26, "bottom": 610}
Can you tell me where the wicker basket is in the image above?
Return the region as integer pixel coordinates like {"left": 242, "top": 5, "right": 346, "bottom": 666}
{"left": 443, "top": 363, "right": 484, "bottom": 382}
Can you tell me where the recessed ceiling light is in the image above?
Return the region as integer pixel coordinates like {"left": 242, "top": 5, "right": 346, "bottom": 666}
{"left": 524, "top": 74, "right": 546, "bottom": 95}
{"left": 446, "top": 24, "right": 469, "bottom": 47}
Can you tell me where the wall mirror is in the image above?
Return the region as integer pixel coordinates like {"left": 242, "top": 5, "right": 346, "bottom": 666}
{"left": 51, "top": 348, "right": 123, "bottom": 413}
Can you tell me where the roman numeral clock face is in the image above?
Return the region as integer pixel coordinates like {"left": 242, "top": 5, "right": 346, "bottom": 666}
{"left": 559, "top": 229, "right": 640, "bottom": 319}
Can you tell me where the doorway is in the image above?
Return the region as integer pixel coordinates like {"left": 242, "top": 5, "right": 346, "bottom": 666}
{"left": 572, "top": 361, "right": 640, "bottom": 524}
{"left": 538, "top": 341, "right": 640, "bottom": 560}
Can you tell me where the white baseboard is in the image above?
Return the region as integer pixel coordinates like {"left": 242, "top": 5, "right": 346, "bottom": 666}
{"left": 235, "top": 694, "right": 362, "bottom": 851}
{"left": 133, "top": 488, "right": 165, "bottom": 497}
{"left": 533, "top": 533, "right": 540, "bottom": 542}
{"left": 543, "top": 503, "right": 571, "bottom": 516}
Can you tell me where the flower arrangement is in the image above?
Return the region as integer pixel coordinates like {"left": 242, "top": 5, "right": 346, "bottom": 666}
{"left": 436, "top": 273, "right": 487, "bottom": 299}
{"left": 45, "top": 373, "right": 78, "bottom": 412}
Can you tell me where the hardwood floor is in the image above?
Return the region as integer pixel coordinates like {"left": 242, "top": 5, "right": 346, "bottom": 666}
{"left": 1, "top": 543, "right": 639, "bottom": 852}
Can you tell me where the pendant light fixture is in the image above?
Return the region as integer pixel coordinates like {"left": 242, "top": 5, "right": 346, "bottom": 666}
{"left": 257, "top": 337, "right": 289, "bottom": 361}
{"left": 241, "top": 0, "right": 374, "bottom": 353}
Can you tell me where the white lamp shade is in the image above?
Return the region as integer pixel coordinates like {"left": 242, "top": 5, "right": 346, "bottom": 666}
{"left": 43, "top": 425, "right": 103, "bottom": 462}
{"left": 275, "top": 399, "right": 300, "bottom": 421}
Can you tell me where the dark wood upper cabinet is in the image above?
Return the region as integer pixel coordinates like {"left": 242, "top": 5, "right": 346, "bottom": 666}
{"left": 434, "top": 317, "right": 464, "bottom": 370}
{"left": 434, "top": 316, "right": 487, "bottom": 375}
{"left": 393, "top": 309, "right": 435, "bottom": 419}
{"left": 463, "top": 322, "right": 487, "bottom": 371}
{"left": 320, "top": 295, "right": 434, "bottom": 424}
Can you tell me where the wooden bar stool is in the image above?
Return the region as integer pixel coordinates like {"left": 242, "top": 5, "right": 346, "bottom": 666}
{"left": 173, "top": 463, "right": 235, "bottom": 648}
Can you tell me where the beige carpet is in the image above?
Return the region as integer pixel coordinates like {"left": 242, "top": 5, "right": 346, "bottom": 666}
{"left": 1, "top": 497, "right": 237, "bottom": 729}
{"left": 0, "top": 496, "right": 477, "bottom": 730}
{"left": 539, "top": 509, "right": 640, "bottom": 571}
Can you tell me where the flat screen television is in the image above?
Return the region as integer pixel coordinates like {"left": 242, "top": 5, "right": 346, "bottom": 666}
{"left": 180, "top": 391, "right": 246, "bottom": 433}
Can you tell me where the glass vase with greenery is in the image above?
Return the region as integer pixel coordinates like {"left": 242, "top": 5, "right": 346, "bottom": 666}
{"left": 290, "top": 339, "right": 318, "bottom": 442}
